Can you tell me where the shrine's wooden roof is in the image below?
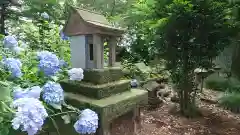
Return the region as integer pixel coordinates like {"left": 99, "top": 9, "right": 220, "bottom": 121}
{"left": 64, "top": 7, "right": 124, "bottom": 36}
{"left": 76, "top": 8, "right": 121, "bottom": 30}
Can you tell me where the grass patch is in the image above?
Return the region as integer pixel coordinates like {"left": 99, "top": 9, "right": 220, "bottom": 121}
{"left": 205, "top": 74, "right": 240, "bottom": 92}
{"left": 205, "top": 74, "right": 228, "bottom": 91}
{"left": 219, "top": 93, "right": 240, "bottom": 113}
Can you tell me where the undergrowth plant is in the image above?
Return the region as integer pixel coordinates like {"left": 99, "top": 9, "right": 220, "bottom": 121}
{"left": 219, "top": 92, "right": 240, "bottom": 113}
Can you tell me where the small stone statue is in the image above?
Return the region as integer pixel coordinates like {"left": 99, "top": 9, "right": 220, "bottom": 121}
{"left": 130, "top": 79, "right": 139, "bottom": 88}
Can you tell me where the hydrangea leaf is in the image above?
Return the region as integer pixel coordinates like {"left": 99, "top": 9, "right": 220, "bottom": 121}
{"left": 0, "top": 126, "right": 9, "bottom": 135}
{"left": 49, "top": 117, "right": 60, "bottom": 135}
{"left": 62, "top": 102, "right": 79, "bottom": 112}
{"left": 0, "top": 117, "right": 3, "bottom": 123}
{"left": 0, "top": 81, "right": 11, "bottom": 101}
{"left": 61, "top": 115, "right": 71, "bottom": 124}
{"left": 51, "top": 76, "right": 59, "bottom": 82}
{"left": 50, "top": 103, "right": 62, "bottom": 110}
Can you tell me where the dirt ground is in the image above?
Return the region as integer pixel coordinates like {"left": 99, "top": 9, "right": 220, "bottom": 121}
{"left": 137, "top": 90, "right": 240, "bottom": 135}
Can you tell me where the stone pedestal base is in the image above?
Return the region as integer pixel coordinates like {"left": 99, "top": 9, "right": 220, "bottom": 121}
{"left": 65, "top": 89, "right": 147, "bottom": 135}
{"left": 110, "top": 108, "right": 140, "bottom": 135}
{"left": 111, "top": 111, "right": 135, "bottom": 135}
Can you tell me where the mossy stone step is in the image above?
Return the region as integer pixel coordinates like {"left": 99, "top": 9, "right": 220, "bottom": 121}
{"left": 82, "top": 67, "right": 123, "bottom": 84}
{"left": 64, "top": 89, "right": 148, "bottom": 122}
{"left": 60, "top": 80, "right": 131, "bottom": 99}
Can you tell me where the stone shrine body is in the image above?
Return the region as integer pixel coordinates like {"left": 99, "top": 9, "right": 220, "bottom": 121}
{"left": 64, "top": 7, "right": 121, "bottom": 69}
{"left": 61, "top": 7, "right": 148, "bottom": 135}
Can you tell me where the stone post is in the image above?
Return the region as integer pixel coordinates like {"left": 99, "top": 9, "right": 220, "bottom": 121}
{"left": 93, "top": 34, "right": 104, "bottom": 69}
{"left": 108, "top": 37, "right": 116, "bottom": 67}
{"left": 97, "top": 117, "right": 111, "bottom": 135}
{"left": 69, "top": 35, "right": 86, "bottom": 69}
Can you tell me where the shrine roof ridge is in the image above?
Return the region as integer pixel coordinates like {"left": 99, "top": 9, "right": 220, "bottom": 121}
{"left": 64, "top": 6, "right": 125, "bottom": 36}
{"left": 72, "top": 6, "right": 103, "bottom": 16}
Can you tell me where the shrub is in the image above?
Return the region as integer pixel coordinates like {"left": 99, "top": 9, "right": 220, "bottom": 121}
{"left": 205, "top": 73, "right": 240, "bottom": 92}
{"left": 219, "top": 93, "right": 240, "bottom": 113}
{"left": 205, "top": 74, "right": 229, "bottom": 91}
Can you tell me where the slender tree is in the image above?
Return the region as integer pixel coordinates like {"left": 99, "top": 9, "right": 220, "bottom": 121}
{"left": 0, "top": 0, "right": 20, "bottom": 35}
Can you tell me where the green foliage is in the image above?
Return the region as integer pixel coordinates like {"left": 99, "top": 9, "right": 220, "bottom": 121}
{"left": 205, "top": 74, "right": 229, "bottom": 91}
{"left": 21, "top": 0, "right": 63, "bottom": 22}
{"left": 12, "top": 21, "right": 71, "bottom": 63}
{"left": 16, "top": 51, "right": 47, "bottom": 87}
{"left": 75, "top": 0, "right": 136, "bottom": 17}
{"left": 0, "top": 81, "right": 14, "bottom": 135}
{"left": 124, "top": 0, "right": 238, "bottom": 117}
{"left": 0, "top": 25, "right": 70, "bottom": 87}
{"left": 123, "top": 0, "right": 156, "bottom": 63}
{"left": 0, "top": 81, "right": 11, "bottom": 101}
{"left": 205, "top": 74, "right": 240, "bottom": 92}
{"left": 122, "top": 60, "right": 146, "bottom": 80}
{"left": 122, "top": 60, "right": 166, "bottom": 81}
{"left": 219, "top": 92, "right": 240, "bottom": 112}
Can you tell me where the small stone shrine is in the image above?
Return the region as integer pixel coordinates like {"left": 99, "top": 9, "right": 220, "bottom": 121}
{"left": 61, "top": 7, "right": 148, "bottom": 135}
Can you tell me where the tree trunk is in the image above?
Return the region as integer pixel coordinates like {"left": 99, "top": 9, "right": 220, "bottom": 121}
{"left": 0, "top": 4, "right": 6, "bottom": 35}
{"left": 178, "top": 50, "right": 198, "bottom": 117}
{"left": 231, "top": 34, "right": 240, "bottom": 78}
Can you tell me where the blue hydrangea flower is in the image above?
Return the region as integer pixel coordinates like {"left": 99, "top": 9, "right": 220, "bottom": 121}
{"left": 59, "top": 59, "right": 68, "bottom": 67}
{"left": 38, "top": 59, "right": 61, "bottom": 76}
{"left": 3, "top": 35, "right": 18, "bottom": 48}
{"left": 37, "top": 51, "right": 58, "bottom": 61}
{"left": 40, "top": 12, "right": 49, "bottom": 19}
{"left": 42, "top": 81, "right": 64, "bottom": 105}
{"left": 37, "top": 51, "right": 60, "bottom": 76}
{"left": 60, "top": 30, "right": 69, "bottom": 40}
{"left": 13, "top": 86, "right": 42, "bottom": 100}
{"left": 12, "top": 97, "right": 48, "bottom": 135}
{"left": 68, "top": 68, "right": 84, "bottom": 81}
{"left": 130, "top": 79, "right": 139, "bottom": 88}
{"left": 74, "top": 109, "right": 99, "bottom": 134}
{"left": 13, "top": 46, "right": 24, "bottom": 54}
{"left": 2, "top": 58, "right": 22, "bottom": 78}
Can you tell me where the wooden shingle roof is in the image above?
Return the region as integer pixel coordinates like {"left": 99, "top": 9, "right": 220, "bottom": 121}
{"left": 64, "top": 7, "right": 124, "bottom": 36}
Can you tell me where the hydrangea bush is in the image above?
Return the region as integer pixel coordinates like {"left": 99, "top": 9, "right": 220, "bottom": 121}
{"left": 0, "top": 34, "right": 99, "bottom": 135}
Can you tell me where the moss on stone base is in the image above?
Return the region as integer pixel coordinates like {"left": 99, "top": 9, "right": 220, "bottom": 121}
{"left": 64, "top": 89, "right": 148, "bottom": 122}
{"left": 82, "top": 67, "right": 123, "bottom": 84}
{"left": 60, "top": 80, "right": 131, "bottom": 99}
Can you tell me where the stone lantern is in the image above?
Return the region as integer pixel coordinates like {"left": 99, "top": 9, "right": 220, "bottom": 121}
{"left": 194, "top": 68, "right": 208, "bottom": 92}
{"left": 63, "top": 7, "right": 124, "bottom": 69}
{"left": 61, "top": 7, "right": 148, "bottom": 135}
{"left": 213, "top": 65, "right": 221, "bottom": 76}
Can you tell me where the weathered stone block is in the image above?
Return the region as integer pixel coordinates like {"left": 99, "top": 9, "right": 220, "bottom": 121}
{"left": 110, "top": 109, "right": 139, "bottom": 135}
{"left": 60, "top": 80, "right": 131, "bottom": 99}
{"left": 82, "top": 67, "right": 123, "bottom": 84}
{"left": 64, "top": 89, "right": 148, "bottom": 135}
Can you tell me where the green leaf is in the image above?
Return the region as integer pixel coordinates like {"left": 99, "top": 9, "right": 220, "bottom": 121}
{"left": 49, "top": 117, "right": 61, "bottom": 135}
{"left": 0, "top": 81, "right": 11, "bottom": 101}
{"left": 0, "top": 117, "right": 3, "bottom": 123}
{"left": 51, "top": 76, "right": 59, "bottom": 82}
{"left": 0, "top": 101, "right": 14, "bottom": 113}
{"left": 50, "top": 103, "right": 62, "bottom": 110}
{"left": 0, "top": 126, "right": 9, "bottom": 135}
{"left": 61, "top": 115, "right": 71, "bottom": 124}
